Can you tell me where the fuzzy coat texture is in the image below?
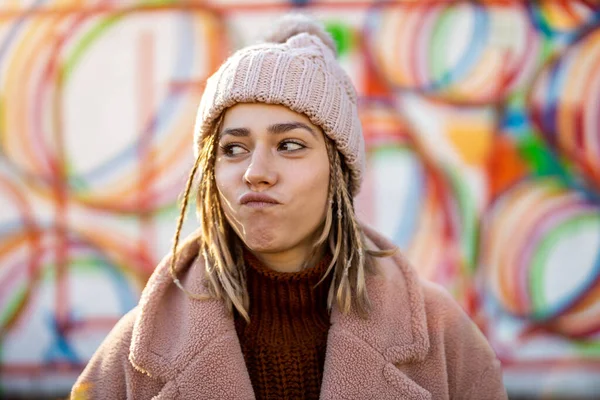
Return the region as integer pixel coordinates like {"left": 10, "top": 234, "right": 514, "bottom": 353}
{"left": 71, "top": 225, "right": 507, "bottom": 399}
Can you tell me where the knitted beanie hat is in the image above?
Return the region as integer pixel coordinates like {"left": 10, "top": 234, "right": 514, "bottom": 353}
{"left": 193, "top": 14, "right": 365, "bottom": 195}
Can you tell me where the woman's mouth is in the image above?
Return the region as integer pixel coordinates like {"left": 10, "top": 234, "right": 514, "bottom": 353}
{"left": 242, "top": 201, "right": 279, "bottom": 209}
{"left": 239, "top": 192, "right": 281, "bottom": 208}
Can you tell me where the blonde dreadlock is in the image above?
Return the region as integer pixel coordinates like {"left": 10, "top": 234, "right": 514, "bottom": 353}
{"left": 169, "top": 119, "right": 395, "bottom": 321}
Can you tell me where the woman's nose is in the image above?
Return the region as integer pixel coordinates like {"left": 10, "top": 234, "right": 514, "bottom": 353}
{"left": 243, "top": 148, "right": 277, "bottom": 189}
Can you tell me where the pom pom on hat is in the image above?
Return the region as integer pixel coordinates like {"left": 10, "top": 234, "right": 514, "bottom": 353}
{"left": 262, "top": 14, "right": 337, "bottom": 55}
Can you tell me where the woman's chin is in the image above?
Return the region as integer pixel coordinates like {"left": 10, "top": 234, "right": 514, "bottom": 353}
{"left": 239, "top": 230, "right": 280, "bottom": 253}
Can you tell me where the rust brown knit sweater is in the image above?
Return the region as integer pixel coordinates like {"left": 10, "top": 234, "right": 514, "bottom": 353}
{"left": 234, "top": 251, "right": 333, "bottom": 400}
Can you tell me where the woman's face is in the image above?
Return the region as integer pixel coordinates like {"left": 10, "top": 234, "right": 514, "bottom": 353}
{"left": 215, "top": 103, "right": 330, "bottom": 262}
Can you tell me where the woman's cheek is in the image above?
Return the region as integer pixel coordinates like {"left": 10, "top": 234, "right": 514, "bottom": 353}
{"left": 215, "top": 174, "right": 236, "bottom": 215}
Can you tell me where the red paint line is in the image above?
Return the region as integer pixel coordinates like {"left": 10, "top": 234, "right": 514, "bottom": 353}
{"left": 0, "top": 1, "right": 531, "bottom": 19}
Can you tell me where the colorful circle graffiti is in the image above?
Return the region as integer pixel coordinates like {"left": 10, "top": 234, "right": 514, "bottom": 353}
{"left": 0, "top": 229, "right": 142, "bottom": 370}
{"left": 358, "top": 100, "right": 478, "bottom": 309}
{"left": 365, "top": 1, "right": 542, "bottom": 104}
{"left": 482, "top": 178, "right": 600, "bottom": 338}
{"left": 529, "top": 27, "right": 600, "bottom": 191}
{"left": 1, "top": 10, "right": 226, "bottom": 213}
{"left": 527, "top": 0, "right": 600, "bottom": 40}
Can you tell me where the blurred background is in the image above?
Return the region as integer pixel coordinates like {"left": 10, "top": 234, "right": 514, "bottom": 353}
{"left": 1, "top": 0, "right": 599, "bottom": 398}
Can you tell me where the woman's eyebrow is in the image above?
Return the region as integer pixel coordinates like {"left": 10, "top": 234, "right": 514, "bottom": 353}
{"left": 220, "top": 122, "right": 317, "bottom": 138}
{"left": 220, "top": 127, "right": 250, "bottom": 138}
{"left": 268, "top": 122, "right": 316, "bottom": 138}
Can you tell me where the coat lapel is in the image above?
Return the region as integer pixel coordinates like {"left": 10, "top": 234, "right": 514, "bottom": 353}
{"left": 320, "top": 225, "right": 431, "bottom": 399}
{"left": 128, "top": 230, "right": 255, "bottom": 399}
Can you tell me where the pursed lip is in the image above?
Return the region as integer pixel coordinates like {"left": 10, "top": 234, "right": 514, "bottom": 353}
{"left": 239, "top": 192, "right": 281, "bottom": 207}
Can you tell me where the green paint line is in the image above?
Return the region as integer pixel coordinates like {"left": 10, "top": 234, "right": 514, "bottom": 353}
{"left": 69, "top": 173, "right": 90, "bottom": 192}
{"left": 540, "top": 34, "right": 557, "bottom": 66}
{"left": 573, "top": 340, "right": 600, "bottom": 355}
{"left": 70, "top": 257, "right": 114, "bottom": 272}
{"left": 61, "top": 0, "right": 180, "bottom": 83}
{"left": 62, "top": 16, "right": 124, "bottom": 83}
{"left": 0, "top": 285, "right": 26, "bottom": 329}
{"left": 154, "top": 193, "right": 199, "bottom": 217}
{"left": 430, "top": 8, "right": 455, "bottom": 85}
{"left": 139, "top": 0, "right": 179, "bottom": 7}
{"left": 530, "top": 213, "right": 600, "bottom": 319}
{"left": 370, "top": 145, "right": 412, "bottom": 157}
{"left": 41, "top": 263, "right": 56, "bottom": 280}
{"left": 518, "top": 134, "right": 566, "bottom": 178}
{"left": 505, "top": 90, "right": 527, "bottom": 109}
{"left": 445, "top": 166, "right": 477, "bottom": 271}
{"left": 325, "top": 21, "right": 354, "bottom": 57}
{"left": 62, "top": 0, "right": 182, "bottom": 88}
{"left": 530, "top": 223, "right": 560, "bottom": 316}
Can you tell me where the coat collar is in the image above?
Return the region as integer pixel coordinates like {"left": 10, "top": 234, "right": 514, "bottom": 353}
{"left": 330, "top": 224, "right": 430, "bottom": 364}
{"left": 129, "top": 224, "right": 430, "bottom": 398}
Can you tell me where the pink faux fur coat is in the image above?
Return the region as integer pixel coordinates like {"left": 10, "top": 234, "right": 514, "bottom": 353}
{"left": 72, "top": 225, "right": 507, "bottom": 399}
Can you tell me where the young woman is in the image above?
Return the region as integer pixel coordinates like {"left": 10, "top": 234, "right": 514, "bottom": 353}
{"left": 72, "top": 15, "right": 507, "bottom": 400}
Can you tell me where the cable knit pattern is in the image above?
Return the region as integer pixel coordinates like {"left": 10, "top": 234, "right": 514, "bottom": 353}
{"left": 193, "top": 16, "right": 365, "bottom": 194}
{"left": 235, "top": 251, "right": 332, "bottom": 400}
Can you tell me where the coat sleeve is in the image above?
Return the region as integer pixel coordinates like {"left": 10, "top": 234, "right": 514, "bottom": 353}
{"left": 421, "top": 281, "right": 508, "bottom": 400}
{"left": 70, "top": 307, "right": 163, "bottom": 400}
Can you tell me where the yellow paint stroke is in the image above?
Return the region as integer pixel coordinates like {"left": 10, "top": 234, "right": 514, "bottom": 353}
{"left": 446, "top": 117, "right": 494, "bottom": 166}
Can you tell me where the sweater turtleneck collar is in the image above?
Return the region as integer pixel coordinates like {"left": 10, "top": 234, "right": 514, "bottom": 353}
{"left": 238, "top": 249, "right": 333, "bottom": 343}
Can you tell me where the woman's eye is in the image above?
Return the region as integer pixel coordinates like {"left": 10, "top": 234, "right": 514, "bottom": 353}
{"left": 278, "top": 141, "right": 305, "bottom": 152}
{"left": 220, "top": 144, "right": 247, "bottom": 156}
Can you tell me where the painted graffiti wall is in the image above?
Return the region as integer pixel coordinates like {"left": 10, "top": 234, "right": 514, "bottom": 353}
{"left": 1, "top": 0, "right": 599, "bottom": 397}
